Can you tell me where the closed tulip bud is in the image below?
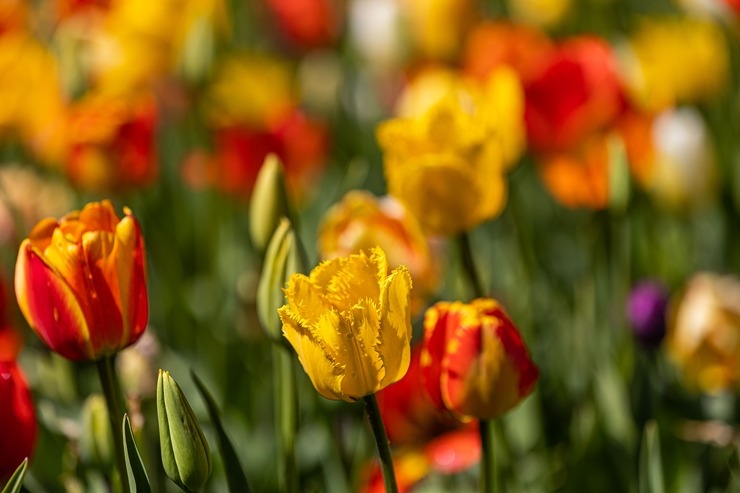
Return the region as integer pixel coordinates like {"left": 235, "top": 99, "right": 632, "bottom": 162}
{"left": 0, "top": 361, "right": 36, "bottom": 481}
{"left": 249, "top": 154, "right": 291, "bottom": 252}
{"left": 257, "top": 218, "right": 307, "bottom": 341}
{"left": 157, "top": 370, "right": 212, "bottom": 492}
{"left": 421, "top": 299, "right": 539, "bottom": 420}
{"left": 79, "top": 394, "right": 113, "bottom": 468}
{"left": 14, "top": 200, "right": 148, "bottom": 361}
{"left": 626, "top": 281, "right": 668, "bottom": 347}
{"left": 279, "top": 247, "right": 413, "bottom": 401}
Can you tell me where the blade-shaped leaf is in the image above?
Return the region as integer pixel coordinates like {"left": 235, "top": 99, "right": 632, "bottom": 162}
{"left": 123, "top": 414, "right": 152, "bottom": 493}
{"left": 191, "top": 370, "right": 252, "bottom": 493}
{"left": 639, "top": 421, "right": 665, "bottom": 493}
{"left": 1, "top": 458, "right": 28, "bottom": 493}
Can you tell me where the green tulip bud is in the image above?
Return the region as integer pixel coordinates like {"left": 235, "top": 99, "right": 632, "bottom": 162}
{"left": 157, "top": 370, "right": 212, "bottom": 492}
{"left": 249, "top": 153, "right": 291, "bottom": 252}
{"left": 79, "top": 394, "right": 113, "bottom": 468}
{"left": 257, "top": 218, "right": 307, "bottom": 341}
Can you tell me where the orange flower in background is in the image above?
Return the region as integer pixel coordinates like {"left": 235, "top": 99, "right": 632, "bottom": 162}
{"left": 318, "top": 191, "right": 440, "bottom": 314}
{"left": 667, "top": 273, "right": 740, "bottom": 393}
{"left": 266, "top": 0, "right": 341, "bottom": 49}
{"left": 0, "top": 0, "right": 29, "bottom": 34}
{"left": 421, "top": 299, "right": 538, "bottom": 419}
{"left": 537, "top": 132, "right": 611, "bottom": 209}
{"left": 15, "top": 201, "right": 148, "bottom": 361}
{"left": 399, "top": 0, "right": 478, "bottom": 61}
{"left": 0, "top": 358, "right": 36, "bottom": 481}
{"left": 66, "top": 93, "right": 158, "bottom": 192}
{"left": 462, "top": 21, "right": 554, "bottom": 85}
{"left": 524, "top": 36, "right": 624, "bottom": 153}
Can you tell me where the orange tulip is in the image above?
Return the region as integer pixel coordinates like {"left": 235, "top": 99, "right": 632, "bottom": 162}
{"left": 421, "top": 299, "right": 538, "bottom": 419}
{"left": 15, "top": 200, "right": 148, "bottom": 361}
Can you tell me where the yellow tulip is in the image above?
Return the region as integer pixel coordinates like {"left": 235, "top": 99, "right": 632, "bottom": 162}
{"left": 377, "top": 68, "right": 524, "bottom": 236}
{"left": 278, "top": 247, "right": 413, "bottom": 402}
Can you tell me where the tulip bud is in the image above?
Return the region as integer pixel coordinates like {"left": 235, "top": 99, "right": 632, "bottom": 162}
{"left": 257, "top": 218, "right": 307, "bottom": 341}
{"left": 79, "top": 394, "right": 113, "bottom": 468}
{"left": 249, "top": 154, "right": 291, "bottom": 252}
{"left": 157, "top": 370, "right": 212, "bottom": 492}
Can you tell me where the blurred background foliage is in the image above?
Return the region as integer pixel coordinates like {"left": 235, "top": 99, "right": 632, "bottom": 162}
{"left": 1, "top": 0, "right": 740, "bottom": 491}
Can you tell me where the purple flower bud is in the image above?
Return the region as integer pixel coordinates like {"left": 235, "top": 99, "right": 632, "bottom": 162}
{"left": 627, "top": 281, "right": 668, "bottom": 346}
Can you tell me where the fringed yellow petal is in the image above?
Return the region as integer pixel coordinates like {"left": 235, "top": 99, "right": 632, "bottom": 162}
{"left": 338, "top": 299, "right": 385, "bottom": 400}
{"left": 378, "top": 266, "right": 413, "bottom": 387}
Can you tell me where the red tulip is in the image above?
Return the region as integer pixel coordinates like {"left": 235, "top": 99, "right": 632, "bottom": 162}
{"left": 0, "top": 360, "right": 36, "bottom": 481}
{"left": 421, "top": 299, "right": 538, "bottom": 420}
{"left": 15, "top": 200, "right": 148, "bottom": 361}
{"left": 524, "top": 37, "right": 624, "bottom": 153}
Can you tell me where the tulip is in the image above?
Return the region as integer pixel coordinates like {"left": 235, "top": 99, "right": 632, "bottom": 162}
{"left": 421, "top": 299, "right": 539, "bottom": 420}
{"left": 15, "top": 200, "right": 148, "bottom": 361}
{"left": 257, "top": 218, "right": 306, "bottom": 340}
{"left": 377, "top": 68, "right": 524, "bottom": 236}
{"left": 667, "top": 273, "right": 740, "bottom": 393}
{"left": 627, "top": 281, "right": 668, "bottom": 347}
{"left": 249, "top": 154, "right": 291, "bottom": 252}
{"left": 318, "top": 190, "right": 440, "bottom": 314}
{"left": 278, "top": 246, "right": 413, "bottom": 402}
{"left": 157, "top": 370, "right": 212, "bottom": 492}
{"left": 0, "top": 361, "right": 36, "bottom": 481}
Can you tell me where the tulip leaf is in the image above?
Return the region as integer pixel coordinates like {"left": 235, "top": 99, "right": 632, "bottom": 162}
{"left": 639, "top": 421, "right": 665, "bottom": 493}
{"left": 191, "top": 370, "right": 252, "bottom": 493}
{"left": 122, "top": 414, "right": 152, "bottom": 493}
{"left": 1, "top": 458, "right": 28, "bottom": 493}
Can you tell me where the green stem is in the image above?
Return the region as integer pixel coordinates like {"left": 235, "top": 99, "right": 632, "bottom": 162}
{"left": 458, "top": 232, "right": 486, "bottom": 298}
{"left": 95, "top": 356, "right": 130, "bottom": 493}
{"left": 479, "top": 419, "right": 496, "bottom": 493}
{"left": 274, "top": 346, "right": 298, "bottom": 493}
{"left": 362, "top": 394, "right": 398, "bottom": 493}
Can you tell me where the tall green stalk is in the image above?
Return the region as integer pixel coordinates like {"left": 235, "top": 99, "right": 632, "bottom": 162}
{"left": 362, "top": 394, "right": 398, "bottom": 493}
{"left": 95, "top": 356, "right": 130, "bottom": 493}
{"left": 274, "top": 346, "right": 298, "bottom": 493}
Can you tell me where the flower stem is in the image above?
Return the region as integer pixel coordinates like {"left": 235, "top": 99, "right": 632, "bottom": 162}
{"left": 273, "top": 345, "right": 298, "bottom": 493}
{"left": 95, "top": 356, "right": 130, "bottom": 493}
{"left": 362, "top": 394, "right": 398, "bottom": 493}
{"left": 479, "top": 419, "right": 496, "bottom": 493}
{"left": 458, "top": 232, "right": 486, "bottom": 298}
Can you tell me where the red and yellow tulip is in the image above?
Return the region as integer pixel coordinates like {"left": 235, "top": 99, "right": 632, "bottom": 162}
{"left": 421, "top": 298, "right": 538, "bottom": 419}
{"left": 15, "top": 200, "right": 148, "bottom": 361}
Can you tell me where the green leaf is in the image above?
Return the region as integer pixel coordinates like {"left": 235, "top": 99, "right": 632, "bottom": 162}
{"left": 122, "top": 414, "right": 152, "bottom": 493}
{"left": 191, "top": 370, "right": 252, "bottom": 493}
{"left": 1, "top": 458, "right": 28, "bottom": 493}
{"left": 639, "top": 421, "right": 665, "bottom": 493}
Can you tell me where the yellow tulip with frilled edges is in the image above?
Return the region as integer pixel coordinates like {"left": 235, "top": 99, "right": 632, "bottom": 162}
{"left": 377, "top": 68, "right": 524, "bottom": 236}
{"left": 278, "top": 247, "right": 413, "bottom": 402}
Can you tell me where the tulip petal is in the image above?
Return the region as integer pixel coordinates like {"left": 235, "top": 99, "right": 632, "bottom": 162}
{"left": 284, "top": 274, "right": 334, "bottom": 327}
{"left": 280, "top": 306, "right": 344, "bottom": 400}
{"left": 112, "top": 215, "right": 148, "bottom": 348}
{"left": 15, "top": 243, "right": 93, "bottom": 360}
{"left": 312, "top": 253, "right": 380, "bottom": 312}
{"left": 337, "top": 298, "right": 385, "bottom": 399}
{"left": 377, "top": 267, "right": 413, "bottom": 388}
{"left": 420, "top": 302, "right": 451, "bottom": 410}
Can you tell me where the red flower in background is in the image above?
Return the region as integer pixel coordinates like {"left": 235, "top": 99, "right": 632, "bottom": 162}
{"left": 421, "top": 299, "right": 539, "bottom": 420}
{"left": 66, "top": 94, "right": 158, "bottom": 193}
{"left": 182, "top": 109, "right": 328, "bottom": 201}
{"left": 265, "top": 0, "right": 341, "bottom": 49}
{"left": 524, "top": 37, "right": 624, "bottom": 153}
{"left": 0, "top": 358, "right": 36, "bottom": 481}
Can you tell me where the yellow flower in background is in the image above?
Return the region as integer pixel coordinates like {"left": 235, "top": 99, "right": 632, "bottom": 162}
{"left": 318, "top": 190, "right": 440, "bottom": 314}
{"left": 377, "top": 67, "right": 524, "bottom": 236}
{"left": 0, "top": 32, "right": 68, "bottom": 164}
{"left": 667, "top": 273, "right": 740, "bottom": 393}
{"left": 203, "top": 53, "right": 295, "bottom": 129}
{"left": 509, "top": 0, "right": 573, "bottom": 27}
{"left": 400, "top": 0, "right": 478, "bottom": 61}
{"left": 620, "top": 17, "right": 728, "bottom": 112}
{"left": 279, "top": 247, "right": 413, "bottom": 402}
